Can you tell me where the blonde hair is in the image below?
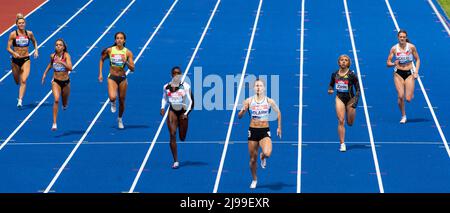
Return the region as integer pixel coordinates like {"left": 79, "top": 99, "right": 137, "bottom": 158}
{"left": 16, "top": 13, "right": 25, "bottom": 23}
{"left": 337, "top": 54, "right": 351, "bottom": 68}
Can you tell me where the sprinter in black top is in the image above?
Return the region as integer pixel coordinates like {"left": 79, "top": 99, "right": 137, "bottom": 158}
{"left": 328, "top": 54, "right": 360, "bottom": 152}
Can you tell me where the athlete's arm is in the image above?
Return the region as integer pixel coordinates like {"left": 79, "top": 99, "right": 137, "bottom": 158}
{"left": 6, "top": 32, "right": 20, "bottom": 58}
{"left": 328, "top": 72, "right": 336, "bottom": 94}
{"left": 28, "top": 31, "right": 39, "bottom": 58}
{"left": 411, "top": 44, "right": 420, "bottom": 77}
{"left": 238, "top": 98, "right": 250, "bottom": 119}
{"left": 126, "top": 50, "right": 135, "bottom": 71}
{"left": 61, "top": 52, "right": 73, "bottom": 71}
{"left": 41, "top": 54, "right": 53, "bottom": 84}
{"left": 98, "top": 48, "right": 110, "bottom": 82}
{"left": 386, "top": 46, "right": 396, "bottom": 67}
{"left": 269, "top": 98, "right": 282, "bottom": 138}
{"left": 160, "top": 84, "right": 168, "bottom": 116}
{"left": 183, "top": 84, "right": 193, "bottom": 117}
{"left": 351, "top": 72, "right": 360, "bottom": 108}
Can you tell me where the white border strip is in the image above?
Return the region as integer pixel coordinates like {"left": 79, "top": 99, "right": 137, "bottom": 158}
{"left": 212, "top": 0, "right": 263, "bottom": 193}
{"left": 0, "top": 0, "right": 50, "bottom": 37}
{"left": 0, "top": 0, "right": 94, "bottom": 83}
{"left": 42, "top": 0, "right": 177, "bottom": 193}
{"left": 128, "top": 0, "right": 222, "bottom": 193}
{"left": 427, "top": 0, "right": 450, "bottom": 36}
{"left": 297, "top": 0, "right": 305, "bottom": 194}
{"left": 385, "top": 0, "right": 450, "bottom": 157}
{"left": 343, "top": 0, "right": 384, "bottom": 193}
{"left": 0, "top": 0, "right": 118, "bottom": 152}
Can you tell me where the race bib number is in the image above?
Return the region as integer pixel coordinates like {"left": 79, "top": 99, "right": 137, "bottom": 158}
{"left": 335, "top": 80, "right": 349, "bottom": 92}
{"left": 111, "top": 54, "right": 124, "bottom": 66}
{"left": 53, "top": 62, "right": 65, "bottom": 72}
{"left": 16, "top": 36, "right": 28, "bottom": 46}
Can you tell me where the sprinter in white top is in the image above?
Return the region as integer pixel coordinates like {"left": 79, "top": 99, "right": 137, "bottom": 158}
{"left": 387, "top": 30, "right": 421, "bottom": 124}
{"left": 238, "top": 79, "right": 282, "bottom": 189}
{"left": 161, "top": 67, "right": 193, "bottom": 169}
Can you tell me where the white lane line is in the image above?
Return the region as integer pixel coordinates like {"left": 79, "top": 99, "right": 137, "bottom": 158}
{"left": 128, "top": 0, "right": 222, "bottom": 193}
{"left": 385, "top": 0, "right": 450, "bottom": 157}
{"left": 0, "top": 0, "right": 93, "bottom": 83}
{"left": 343, "top": 0, "right": 384, "bottom": 193}
{"left": 213, "top": 0, "right": 263, "bottom": 193}
{"left": 427, "top": 0, "right": 450, "bottom": 36}
{"left": 297, "top": 0, "right": 305, "bottom": 194}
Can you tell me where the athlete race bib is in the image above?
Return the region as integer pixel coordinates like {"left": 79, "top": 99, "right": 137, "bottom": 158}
{"left": 111, "top": 54, "right": 125, "bottom": 67}
{"left": 335, "top": 80, "right": 349, "bottom": 92}
{"left": 53, "top": 62, "right": 66, "bottom": 72}
{"left": 15, "top": 36, "right": 29, "bottom": 47}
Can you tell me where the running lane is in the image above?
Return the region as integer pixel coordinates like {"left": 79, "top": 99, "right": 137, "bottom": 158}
{"left": 219, "top": 0, "right": 300, "bottom": 193}
{"left": 300, "top": 0, "right": 379, "bottom": 193}
{"left": 348, "top": 0, "right": 450, "bottom": 192}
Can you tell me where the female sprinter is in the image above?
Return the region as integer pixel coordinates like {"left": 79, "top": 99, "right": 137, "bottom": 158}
{"left": 98, "top": 32, "right": 135, "bottom": 129}
{"left": 41, "top": 39, "right": 72, "bottom": 131}
{"left": 238, "top": 79, "right": 282, "bottom": 189}
{"left": 160, "top": 67, "right": 193, "bottom": 169}
{"left": 328, "top": 54, "right": 360, "bottom": 152}
{"left": 386, "top": 30, "right": 420, "bottom": 124}
{"left": 6, "top": 13, "right": 39, "bottom": 108}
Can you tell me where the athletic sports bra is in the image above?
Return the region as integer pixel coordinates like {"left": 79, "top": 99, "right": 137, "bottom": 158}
{"left": 249, "top": 96, "right": 270, "bottom": 121}
{"left": 394, "top": 43, "right": 413, "bottom": 64}
{"left": 109, "top": 46, "right": 128, "bottom": 68}
{"left": 13, "top": 30, "right": 30, "bottom": 47}
{"left": 52, "top": 53, "right": 67, "bottom": 72}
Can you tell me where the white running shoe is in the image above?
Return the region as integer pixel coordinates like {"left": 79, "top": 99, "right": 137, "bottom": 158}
{"left": 172, "top": 161, "right": 179, "bottom": 169}
{"left": 260, "top": 153, "right": 266, "bottom": 169}
{"left": 51, "top": 123, "right": 57, "bottom": 131}
{"left": 400, "top": 115, "right": 407, "bottom": 124}
{"left": 118, "top": 117, "right": 124, "bottom": 129}
{"left": 62, "top": 105, "right": 68, "bottom": 110}
{"left": 110, "top": 101, "right": 116, "bottom": 113}
{"left": 340, "top": 143, "right": 346, "bottom": 152}
{"left": 17, "top": 98, "right": 22, "bottom": 108}
{"left": 250, "top": 180, "right": 257, "bottom": 189}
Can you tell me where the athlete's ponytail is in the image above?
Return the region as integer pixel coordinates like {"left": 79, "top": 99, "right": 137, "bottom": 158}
{"left": 15, "top": 13, "right": 25, "bottom": 24}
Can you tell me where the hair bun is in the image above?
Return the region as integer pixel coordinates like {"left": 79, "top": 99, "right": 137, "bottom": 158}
{"left": 16, "top": 13, "right": 24, "bottom": 19}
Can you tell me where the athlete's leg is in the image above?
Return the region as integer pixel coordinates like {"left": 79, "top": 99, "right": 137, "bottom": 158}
{"left": 335, "top": 96, "right": 346, "bottom": 144}
{"left": 394, "top": 73, "right": 406, "bottom": 116}
{"left": 167, "top": 110, "right": 179, "bottom": 164}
